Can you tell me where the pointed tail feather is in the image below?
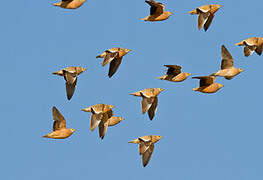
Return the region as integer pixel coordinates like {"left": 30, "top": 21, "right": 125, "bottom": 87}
{"left": 53, "top": 2, "right": 61, "bottom": 6}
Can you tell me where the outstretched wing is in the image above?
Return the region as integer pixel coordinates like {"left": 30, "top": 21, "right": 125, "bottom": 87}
{"left": 142, "top": 144, "right": 154, "bottom": 167}
{"left": 198, "top": 12, "right": 211, "bottom": 30}
{"left": 204, "top": 13, "right": 214, "bottom": 31}
{"left": 164, "top": 65, "right": 181, "bottom": 76}
{"left": 193, "top": 76, "right": 214, "bottom": 87}
{"left": 221, "top": 45, "right": 234, "bottom": 69}
{"left": 52, "top": 106, "right": 66, "bottom": 131}
{"left": 63, "top": 70, "right": 77, "bottom": 100}
{"left": 148, "top": 97, "right": 158, "bottom": 120}
{"left": 145, "top": 0, "right": 164, "bottom": 16}
{"left": 108, "top": 57, "right": 123, "bottom": 78}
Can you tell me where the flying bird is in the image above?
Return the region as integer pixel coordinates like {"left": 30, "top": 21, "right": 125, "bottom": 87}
{"left": 235, "top": 37, "right": 263, "bottom": 57}
{"left": 189, "top": 4, "right": 222, "bottom": 31}
{"left": 96, "top": 48, "right": 131, "bottom": 78}
{"left": 141, "top": 0, "right": 173, "bottom": 21}
{"left": 158, "top": 65, "right": 191, "bottom": 82}
{"left": 192, "top": 76, "right": 223, "bottom": 93}
{"left": 52, "top": 66, "right": 86, "bottom": 100}
{"left": 129, "top": 135, "right": 162, "bottom": 167}
{"left": 130, "top": 88, "right": 164, "bottom": 120}
{"left": 81, "top": 104, "right": 123, "bottom": 139}
{"left": 53, "top": 0, "right": 86, "bottom": 9}
{"left": 211, "top": 45, "right": 243, "bottom": 80}
{"left": 43, "top": 106, "right": 75, "bottom": 139}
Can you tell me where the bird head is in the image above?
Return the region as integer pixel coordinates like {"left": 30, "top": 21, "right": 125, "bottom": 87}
{"left": 157, "top": 88, "right": 164, "bottom": 93}
{"left": 152, "top": 135, "right": 162, "bottom": 143}
{"left": 76, "top": 67, "right": 86, "bottom": 75}
{"left": 124, "top": 48, "right": 131, "bottom": 54}
{"left": 185, "top": 72, "right": 191, "bottom": 77}
{"left": 238, "top": 68, "right": 244, "bottom": 73}
{"left": 70, "top": 128, "right": 76, "bottom": 133}
{"left": 167, "top": 11, "right": 173, "bottom": 16}
{"left": 218, "top": 83, "right": 224, "bottom": 89}
{"left": 211, "top": 4, "right": 222, "bottom": 13}
{"left": 109, "top": 105, "right": 115, "bottom": 109}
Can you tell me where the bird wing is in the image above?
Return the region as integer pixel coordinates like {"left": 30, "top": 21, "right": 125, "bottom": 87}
{"left": 98, "top": 117, "right": 109, "bottom": 140}
{"left": 90, "top": 107, "right": 103, "bottom": 131}
{"left": 148, "top": 97, "right": 158, "bottom": 120}
{"left": 102, "top": 51, "right": 119, "bottom": 67}
{"left": 145, "top": 0, "right": 164, "bottom": 16}
{"left": 52, "top": 106, "right": 66, "bottom": 131}
{"left": 193, "top": 76, "right": 214, "bottom": 86}
{"left": 108, "top": 117, "right": 123, "bottom": 126}
{"left": 255, "top": 43, "right": 263, "bottom": 55}
{"left": 138, "top": 137, "right": 152, "bottom": 154}
{"left": 63, "top": 70, "right": 77, "bottom": 100}
{"left": 164, "top": 65, "right": 181, "bottom": 76}
{"left": 203, "top": 13, "right": 214, "bottom": 31}
{"left": 221, "top": 45, "right": 234, "bottom": 69}
{"left": 108, "top": 57, "right": 123, "bottom": 78}
{"left": 141, "top": 95, "right": 155, "bottom": 114}
{"left": 142, "top": 144, "right": 154, "bottom": 167}
{"left": 198, "top": 12, "right": 211, "bottom": 30}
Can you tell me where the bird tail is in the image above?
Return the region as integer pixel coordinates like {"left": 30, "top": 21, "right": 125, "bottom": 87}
{"left": 189, "top": 9, "right": 198, "bottom": 14}
{"left": 128, "top": 139, "right": 139, "bottom": 144}
{"left": 53, "top": 2, "right": 61, "bottom": 6}
{"left": 192, "top": 87, "right": 199, "bottom": 91}
{"left": 42, "top": 135, "right": 49, "bottom": 138}
{"left": 157, "top": 75, "right": 166, "bottom": 80}
{"left": 96, "top": 55, "right": 102, "bottom": 58}
{"left": 235, "top": 41, "right": 243, "bottom": 46}
{"left": 130, "top": 92, "right": 141, "bottom": 97}
{"left": 141, "top": 17, "right": 148, "bottom": 21}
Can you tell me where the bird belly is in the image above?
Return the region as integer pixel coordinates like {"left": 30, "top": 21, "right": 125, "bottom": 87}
{"left": 44, "top": 130, "right": 73, "bottom": 139}
{"left": 171, "top": 74, "right": 187, "bottom": 82}
{"left": 61, "top": 0, "right": 85, "bottom": 9}
{"left": 194, "top": 84, "right": 221, "bottom": 93}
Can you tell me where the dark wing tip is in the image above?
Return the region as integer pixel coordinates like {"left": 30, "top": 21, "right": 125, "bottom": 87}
{"left": 108, "top": 72, "right": 114, "bottom": 78}
{"left": 67, "top": 95, "right": 72, "bottom": 100}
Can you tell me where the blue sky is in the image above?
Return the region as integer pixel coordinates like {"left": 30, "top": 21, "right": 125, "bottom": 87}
{"left": 1, "top": 0, "right": 263, "bottom": 179}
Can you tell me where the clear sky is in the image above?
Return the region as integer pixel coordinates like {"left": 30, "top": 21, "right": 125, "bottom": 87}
{"left": 1, "top": 0, "right": 263, "bottom": 179}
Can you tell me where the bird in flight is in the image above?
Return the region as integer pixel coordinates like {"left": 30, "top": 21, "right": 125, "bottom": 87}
{"left": 141, "top": 0, "right": 173, "bottom": 22}
{"left": 189, "top": 4, "right": 222, "bottom": 31}
{"left": 235, "top": 37, "right": 263, "bottom": 57}
{"left": 53, "top": 0, "right": 86, "bottom": 9}
{"left": 43, "top": 106, "right": 75, "bottom": 139}
{"left": 129, "top": 135, "right": 162, "bottom": 167}
{"left": 211, "top": 45, "right": 243, "bottom": 80}
{"left": 192, "top": 75, "right": 223, "bottom": 93}
{"left": 130, "top": 88, "right": 164, "bottom": 120}
{"left": 52, "top": 66, "right": 86, "bottom": 100}
{"left": 81, "top": 104, "right": 123, "bottom": 139}
{"left": 158, "top": 65, "right": 191, "bottom": 82}
{"left": 96, "top": 48, "right": 131, "bottom": 78}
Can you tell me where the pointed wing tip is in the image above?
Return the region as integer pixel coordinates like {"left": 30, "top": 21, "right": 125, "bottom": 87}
{"left": 67, "top": 95, "right": 73, "bottom": 100}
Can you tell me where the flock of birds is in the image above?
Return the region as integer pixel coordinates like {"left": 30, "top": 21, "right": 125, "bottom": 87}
{"left": 43, "top": 0, "right": 263, "bottom": 167}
